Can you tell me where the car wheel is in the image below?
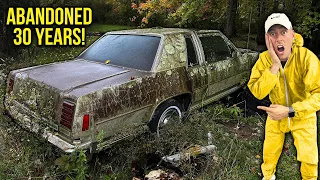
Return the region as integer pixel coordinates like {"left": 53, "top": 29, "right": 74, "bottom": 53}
{"left": 148, "top": 99, "right": 183, "bottom": 137}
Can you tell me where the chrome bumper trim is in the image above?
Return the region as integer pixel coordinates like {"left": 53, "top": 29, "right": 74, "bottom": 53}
{"left": 4, "top": 98, "right": 92, "bottom": 153}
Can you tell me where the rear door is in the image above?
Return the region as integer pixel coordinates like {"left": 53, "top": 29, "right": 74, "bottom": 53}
{"left": 184, "top": 33, "right": 208, "bottom": 106}
{"left": 197, "top": 31, "right": 241, "bottom": 98}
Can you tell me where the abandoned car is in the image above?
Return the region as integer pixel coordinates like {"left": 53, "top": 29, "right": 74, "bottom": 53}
{"left": 4, "top": 28, "right": 258, "bottom": 154}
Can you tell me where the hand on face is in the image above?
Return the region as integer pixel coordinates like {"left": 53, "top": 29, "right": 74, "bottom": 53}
{"left": 265, "top": 33, "right": 281, "bottom": 66}
{"left": 257, "top": 104, "right": 289, "bottom": 120}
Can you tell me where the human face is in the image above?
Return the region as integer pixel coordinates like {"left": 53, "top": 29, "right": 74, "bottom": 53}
{"left": 267, "top": 24, "right": 294, "bottom": 61}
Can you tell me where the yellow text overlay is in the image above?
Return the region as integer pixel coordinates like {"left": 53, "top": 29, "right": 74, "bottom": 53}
{"left": 7, "top": 7, "right": 92, "bottom": 46}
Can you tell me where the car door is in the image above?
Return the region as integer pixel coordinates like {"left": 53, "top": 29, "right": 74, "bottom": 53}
{"left": 197, "top": 31, "right": 240, "bottom": 99}
{"left": 184, "top": 33, "right": 209, "bottom": 107}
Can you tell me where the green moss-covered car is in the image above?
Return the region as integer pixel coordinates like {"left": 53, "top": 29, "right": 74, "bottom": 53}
{"left": 4, "top": 28, "right": 258, "bottom": 154}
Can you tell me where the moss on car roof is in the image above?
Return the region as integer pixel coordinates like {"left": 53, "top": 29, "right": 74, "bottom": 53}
{"left": 107, "top": 28, "right": 195, "bottom": 35}
{"left": 107, "top": 28, "right": 223, "bottom": 37}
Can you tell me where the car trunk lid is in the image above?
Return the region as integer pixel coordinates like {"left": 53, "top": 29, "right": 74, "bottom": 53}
{"left": 21, "top": 60, "right": 129, "bottom": 92}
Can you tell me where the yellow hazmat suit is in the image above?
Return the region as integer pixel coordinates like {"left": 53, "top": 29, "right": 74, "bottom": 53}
{"left": 248, "top": 33, "right": 320, "bottom": 180}
{"left": 293, "top": 33, "right": 304, "bottom": 47}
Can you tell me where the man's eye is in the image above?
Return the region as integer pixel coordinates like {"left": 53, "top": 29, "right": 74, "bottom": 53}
{"left": 282, "top": 31, "right": 287, "bottom": 35}
{"left": 270, "top": 33, "right": 275, "bottom": 36}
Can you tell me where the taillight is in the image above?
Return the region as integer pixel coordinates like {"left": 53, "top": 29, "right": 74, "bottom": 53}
{"left": 60, "top": 101, "right": 75, "bottom": 129}
{"left": 8, "top": 78, "right": 14, "bottom": 93}
{"left": 82, "top": 114, "right": 90, "bottom": 131}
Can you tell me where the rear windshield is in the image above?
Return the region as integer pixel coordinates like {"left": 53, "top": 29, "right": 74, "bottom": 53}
{"left": 78, "top": 34, "right": 161, "bottom": 71}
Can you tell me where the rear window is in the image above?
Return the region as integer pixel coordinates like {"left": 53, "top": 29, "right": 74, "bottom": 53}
{"left": 78, "top": 34, "right": 161, "bottom": 71}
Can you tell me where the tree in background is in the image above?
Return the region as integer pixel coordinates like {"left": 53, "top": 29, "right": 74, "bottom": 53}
{"left": 39, "top": 0, "right": 117, "bottom": 24}
{"left": 128, "top": 0, "right": 320, "bottom": 55}
{"left": 104, "top": 0, "right": 137, "bottom": 25}
{"left": 293, "top": 0, "right": 320, "bottom": 54}
{"left": 225, "top": 0, "right": 239, "bottom": 37}
{"left": 130, "top": 0, "right": 182, "bottom": 27}
{"left": 130, "top": 0, "right": 229, "bottom": 29}
{"left": 1, "top": 0, "right": 319, "bottom": 56}
{"left": 173, "top": 0, "right": 228, "bottom": 29}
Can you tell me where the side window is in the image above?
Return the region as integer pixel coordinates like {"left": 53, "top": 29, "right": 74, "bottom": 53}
{"left": 199, "top": 35, "right": 232, "bottom": 62}
{"left": 185, "top": 35, "right": 198, "bottom": 66}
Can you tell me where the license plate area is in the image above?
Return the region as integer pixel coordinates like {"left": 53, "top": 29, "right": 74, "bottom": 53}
{"left": 9, "top": 100, "right": 59, "bottom": 133}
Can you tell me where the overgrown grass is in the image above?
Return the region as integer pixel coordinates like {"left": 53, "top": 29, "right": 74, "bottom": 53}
{"left": 0, "top": 84, "right": 315, "bottom": 179}
{"left": 83, "top": 103, "right": 309, "bottom": 179}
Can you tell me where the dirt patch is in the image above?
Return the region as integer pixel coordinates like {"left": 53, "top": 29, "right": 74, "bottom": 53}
{"left": 216, "top": 120, "right": 261, "bottom": 140}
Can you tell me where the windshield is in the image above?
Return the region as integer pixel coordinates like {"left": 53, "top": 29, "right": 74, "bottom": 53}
{"left": 78, "top": 34, "right": 161, "bottom": 71}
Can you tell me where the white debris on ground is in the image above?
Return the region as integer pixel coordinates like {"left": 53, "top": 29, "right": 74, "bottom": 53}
{"left": 162, "top": 145, "right": 217, "bottom": 166}
{"left": 142, "top": 169, "right": 181, "bottom": 180}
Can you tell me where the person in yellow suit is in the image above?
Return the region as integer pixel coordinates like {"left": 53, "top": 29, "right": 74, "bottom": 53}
{"left": 247, "top": 13, "right": 320, "bottom": 180}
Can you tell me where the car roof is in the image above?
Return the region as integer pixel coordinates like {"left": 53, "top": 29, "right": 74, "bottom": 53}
{"left": 107, "top": 28, "right": 222, "bottom": 36}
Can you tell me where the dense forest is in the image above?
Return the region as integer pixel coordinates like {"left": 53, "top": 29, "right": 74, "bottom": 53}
{"left": 1, "top": 0, "right": 320, "bottom": 57}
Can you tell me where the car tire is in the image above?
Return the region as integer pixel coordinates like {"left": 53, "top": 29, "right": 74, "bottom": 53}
{"left": 148, "top": 99, "right": 183, "bottom": 137}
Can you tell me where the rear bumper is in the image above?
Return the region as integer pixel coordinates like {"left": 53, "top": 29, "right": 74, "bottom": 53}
{"left": 43, "top": 129, "right": 92, "bottom": 153}
{"left": 4, "top": 97, "right": 92, "bottom": 153}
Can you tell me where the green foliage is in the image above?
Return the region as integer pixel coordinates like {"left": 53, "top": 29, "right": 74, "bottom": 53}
{"left": 229, "top": 105, "right": 242, "bottom": 117}
{"left": 130, "top": 0, "right": 228, "bottom": 28}
{"left": 54, "top": 150, "right": 88, "bottom": 180}
{"left": 75, "top": 150, "right": 89, "bottom": 180}
{"left": 103, "top": 169, "right": 132, "bottom": 180}
{"left": 96, "top": 130, "right": 105, "bottom": 151}
{"left": 204, "top": 103, "right": 243, "bottom": 119}
{"left": 54, "top": 155, "right": 71, "bottom": 172}
{"left": 295, "top": 11, "right": 320, "bottom": 38}
{"left": 103, "top": 0, "right": 137, "bottom": 25}
{"left": 0, "top": 114, "right": 59, "bottom": 179}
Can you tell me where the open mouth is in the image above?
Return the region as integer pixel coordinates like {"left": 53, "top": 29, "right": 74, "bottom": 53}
{"left": 277, "top": 45, "right": 285, "bottom": 53}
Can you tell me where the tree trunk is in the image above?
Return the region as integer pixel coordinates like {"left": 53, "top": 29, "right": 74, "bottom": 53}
{"left": 224, "top": 0, "right": 238, "bottom": 37}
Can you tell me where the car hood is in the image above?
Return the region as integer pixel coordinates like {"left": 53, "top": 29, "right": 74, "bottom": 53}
{"left": 15, "top": 59, "right": 149, "bottom": 92}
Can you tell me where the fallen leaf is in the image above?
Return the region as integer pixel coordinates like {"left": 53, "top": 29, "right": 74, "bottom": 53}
{"left": 251, "top": 167, "right": 255, "bottom": 173}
